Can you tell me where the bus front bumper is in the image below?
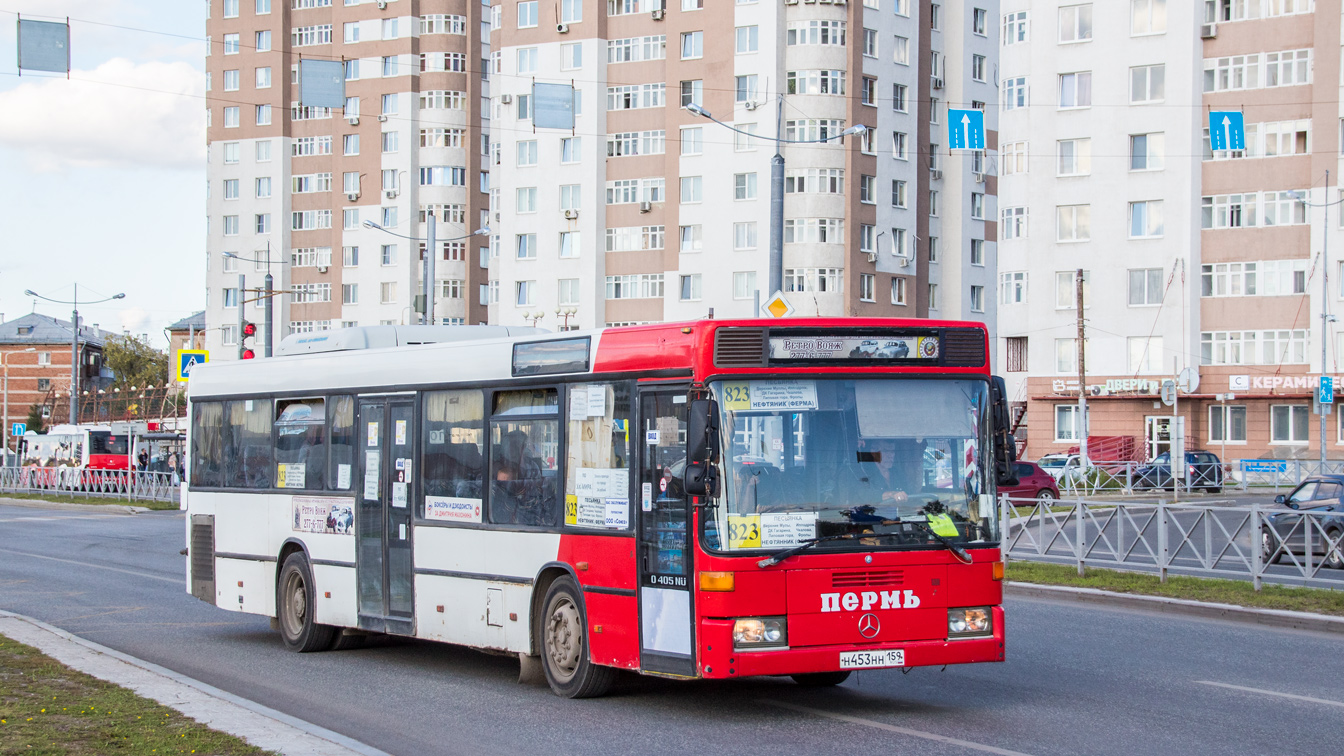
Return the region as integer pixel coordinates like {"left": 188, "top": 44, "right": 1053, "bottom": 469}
{"left": 696, "top": 606, "right": 1005, "bottom": 679}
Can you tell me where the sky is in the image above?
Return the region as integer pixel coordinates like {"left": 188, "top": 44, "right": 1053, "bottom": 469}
{"left": 0, "top": 0, "right": 206, "bottom": 349}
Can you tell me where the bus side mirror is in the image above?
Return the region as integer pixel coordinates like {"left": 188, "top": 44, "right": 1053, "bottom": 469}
{"left": 684, "top": 399, "right": 719, "bottom": 497}
{"left": 990, "top": 376, "right": 1019, "bottom": 487}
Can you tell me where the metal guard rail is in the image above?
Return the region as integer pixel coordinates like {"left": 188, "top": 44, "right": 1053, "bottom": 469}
{"left": 0, "top": 466, "right": 180, "bottom": 504}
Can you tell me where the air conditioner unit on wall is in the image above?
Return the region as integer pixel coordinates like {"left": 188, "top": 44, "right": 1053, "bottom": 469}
{"left": 348, "top": 117, "right": 359, "bottom": 125}
{"left": 1200, "top": 23, "right": 1217, "bottom": 39}
{"left": 377, "top": 114, "right": 388, "bottom": 122}
{"left": 563, "top": 208, "right": 579, "bottom": 219}
{"left": 386, "top": 190, "right": 398, "bottom": 199}
{"left": 898, "top": 255, "right": 911, "bottom": 268}
{"left": 651, "top": 8, "right": 665, "bottom": 20}
{"left": 347, "top": 192, "right": 359, "bottom": 202}
{"left": 639, "top": 201, "right": 652, "bottom": 213}
{"left": 376, "top": 0, "right": 387, "bottom": 8}
{"left": 932, "top": 77, "right": 944, "bottom": 90}
{"left": 930, "top": 169, "right": 943, "bottom": 180}
{"left": 556, "top": 23, "right": 569, "bottom": 33}
{"left": 500, "top": 93, "right": 513, "bottom": 104}
{"left": 973, "top": 172, "right": 985, "bottom": 184}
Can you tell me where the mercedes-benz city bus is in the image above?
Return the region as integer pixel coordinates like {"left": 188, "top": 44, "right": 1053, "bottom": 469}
{"left": 183, "top": 320, "right": 1017, "bottom": 698}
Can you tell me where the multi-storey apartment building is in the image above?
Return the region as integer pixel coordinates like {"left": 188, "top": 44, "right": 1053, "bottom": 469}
{"left": 999, "top": 0, "right": 1341, "bottom": 462}
{"left": 205, "top": 0, "right": 491, "bottom": 357}
{"left": 487, "top": 0, "right": 998, "bottom": 330}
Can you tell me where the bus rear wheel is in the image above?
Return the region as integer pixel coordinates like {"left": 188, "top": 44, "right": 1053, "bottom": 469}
{"left": 791, "top": 671, "right": 852, "bottom": 687}
{"left": 277, "top": 553, "right": 336, "bottom": 653}
{"left": 539, "top": 576, "right": 616, "bottom": 698}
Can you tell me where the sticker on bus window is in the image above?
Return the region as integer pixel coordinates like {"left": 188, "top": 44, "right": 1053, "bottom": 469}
{"left": 395, "top": 420, "right": 407, "bottom": 446}
{"left": 337, "top": 464, "right": 351, "bottom": 489}
{"left": 565, "top": 495, "right": 579, "bottom": 525}
{"left": 277, "top": 463, "right": 306, "bottom": 489}
{"left": 392, "top": 482, "right": 408, "bottom": 508}
{"left": 759, "top": 512, "right": 817, "bottom": 548}
{"left": 605, "top": 498, "right": 629, "bottom": 528}
{"left": 588, "top": 385, "right": 607, "bottom": 417}
{"left": 727, "top": 514, "right": 761, "bottom": 549}
{"left": 367, "top": 422, "right": 379, "bottom": 447}
{"left": 572, "top": 469, "right": 629, "bottom": 528}
{"left": 721, "top": 383, "right": 749, "bottom": 411}
{"left": 426, "top": 496, "right": 482, "bottom": 523}
{"left": 363, "top": 451, "right": 380, "bottom": 500}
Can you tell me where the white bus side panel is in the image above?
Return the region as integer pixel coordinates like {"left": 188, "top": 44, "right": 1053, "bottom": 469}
{"left": 312, "top": 565, "right": 358, "bottom": 627}
{"left": 215, "top": 557, "right": 278, "bottom": 616}
{"left": 211, "top": 492, "right": 276, "bottom": 561}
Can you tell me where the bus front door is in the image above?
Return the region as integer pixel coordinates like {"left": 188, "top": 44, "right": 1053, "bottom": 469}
{"left": 356, "top": 396, "right": 416, "bottom": 635}
{"left": 636, "top": 389, "right": 696, "bottom": 677}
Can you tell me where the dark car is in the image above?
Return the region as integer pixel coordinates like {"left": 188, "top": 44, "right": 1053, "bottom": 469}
{"left": 999, "top": 461, "right": 1060, "bottom": 504}
{"left": 1263, "top": 476, "right": 1344, "bottom": 569}
{"left": 1133, "top": 450, "right": 1223, "bottom": 493}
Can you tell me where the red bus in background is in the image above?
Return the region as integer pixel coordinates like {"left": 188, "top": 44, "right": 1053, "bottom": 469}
{"left": 21, "top": 424, "right": 130, "bottom": 470}
{"left": 185, "top": 319, "right": 1019, "bottom": 698}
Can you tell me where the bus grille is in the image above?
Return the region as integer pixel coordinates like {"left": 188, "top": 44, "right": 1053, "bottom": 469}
{"left": 832, "top": 569, "right": 904, "bottom": 588}
{"left": 942, "top": 328, "right": 986, "bottom": 367}
{"left": 190, "top": 514, "right": 215, "bottom": 603}
{"left": 714, "top": 328, "right": 767, "bottom": 367}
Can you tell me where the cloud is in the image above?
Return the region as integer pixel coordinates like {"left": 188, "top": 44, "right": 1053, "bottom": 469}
{"left": 116, "top": 306, "right": 153, "bottom": 337}
{"left": 0, "top": 57, "right": 204, "bottom": 171}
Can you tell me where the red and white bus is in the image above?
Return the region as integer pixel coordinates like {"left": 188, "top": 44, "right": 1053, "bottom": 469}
{"left": 21, "top": 424, "right": 131, "bottom": 470}
{"left": 184, "top": 320, "right": 1017, "bottom": 697}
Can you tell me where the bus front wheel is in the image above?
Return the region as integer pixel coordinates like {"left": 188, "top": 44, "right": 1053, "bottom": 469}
{"left": 539, "top": 576, "right": 616, "bottom": 698}
{"left": 277, "top": 553, "right": 336, "bottom": 653}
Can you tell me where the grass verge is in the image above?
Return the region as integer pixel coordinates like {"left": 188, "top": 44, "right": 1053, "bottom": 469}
{"left": 1007, "top": 560, "right": 1344, "bottom": 617}
{"left": 0, "top": 492, "right": 176, "bottom": 511}
{"left": 0, "top": 633, "right": 274, "bottom": 755}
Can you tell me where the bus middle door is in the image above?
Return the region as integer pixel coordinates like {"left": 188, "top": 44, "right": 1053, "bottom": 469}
{"left": 356, "top": 395, "right": 416, "bottom": 635}
{"left": 636, "top": 388, "right": 695, "bottom": 677}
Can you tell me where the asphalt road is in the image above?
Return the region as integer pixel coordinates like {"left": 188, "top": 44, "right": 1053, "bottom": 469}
{"left": 1, "top": 503, "right": 1342, "bottom": 756}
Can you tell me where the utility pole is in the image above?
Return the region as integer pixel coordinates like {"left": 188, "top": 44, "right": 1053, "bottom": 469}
{"left": 237, "top": 273, "right": 246, "bottom": 360}
{"left": 264, "top": 242, "right": 274, "bottom": 358}
{"left": 426, "top": 210, "right": 438, "bottom": 325}
{"left": 69, "top": 283, "right": 79, "bottom": 425}
{"left": 1321, "top": 170, "right": 1331, "bottom": 467}
{"left": 768, "top": 95, "right": 785, "bottom": 296}
{"left": 1076, "top": 268, "right": 1088, "bottom": 473}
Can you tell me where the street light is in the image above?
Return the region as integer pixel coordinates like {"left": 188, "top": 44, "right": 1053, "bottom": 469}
{"left": 686, "top": 100, "right": 867, "bottom": 297}
{"left": 224, "top": 247, "right": 290, "bottom": 358}
{"left": 554, "top": 307, "right": 578, "bottom": 331}
{"left": 363, "top": 219, "right": 490, "bottom": 324}
{"left": 1288, "top": 173, "right": 1342, "bottom": 467}
{"left": 24, "top": 286, "right": 126, "bottom": 425}
{"left": 3, "top": 347, "right": 36, "bottom": 463}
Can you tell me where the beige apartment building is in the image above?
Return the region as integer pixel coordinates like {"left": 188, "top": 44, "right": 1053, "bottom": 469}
{"left": 1000, "top": 0, "right": 1344, "bottom": 463}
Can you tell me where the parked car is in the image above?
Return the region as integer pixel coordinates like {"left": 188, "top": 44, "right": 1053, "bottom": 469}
{"left": 1263, "top": 475, "right": 1344, "bottom": 569}
{"left": 999, "top": 461, "right": 1061, "bottom": 504}
{"left": 1132, "top": 450, "right": 1223, "bottom": 493}
{"left": 1037, "top": 454, "right": 1091, "bottom": 488}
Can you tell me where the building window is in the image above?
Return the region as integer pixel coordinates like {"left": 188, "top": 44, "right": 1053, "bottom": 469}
{"left": 892, "top": 84, "right": 908, "bottom": 112}
{"left": 1000, "top": 272, "right": 1027, "bottom": 305}
{"left": 891, "top": 277, "right": 907, "bottom": 305}
{"left": 1129, "top": 268, "right": 1164, "bottom": 306}
{"left": 1055, "top": 271, "right": 1091, "bottom": 310}
{"left": 860, "top": 175, "right": 875, "bottom": 204}
{"left": 679, "top": 274, "right": 702, "bottom": 301}
{"left": 858, "top": 274, "right": 875, "bottom": 302}
{"left": 1055, "top": 404, "right": 1082, "bottom": 442}
{"left": 971, "top": 194, "right": 985, "bottom": 220}
{"left": 1058, "top": 72, "right": 1092, "bottom": 109}
{"left": 1058, "top": 4, "right": 1092, "bottom": 43}
{"left": 970, "top": 285, "right": 985, "bottom": 312}
{"left": 518, "top": 1, "right": 538, "bottom": 27}
{"left": 1003, "top": 11, "right": 1029, "bottom": 45}
{"left": 1003, "top": 77, "right": 1028, "bottom": 111}
{"left": 1057, "top": 138, "right": 1091, "bottom": 176}
{"left": 1271, "top": 405, "right": 1310, "bottom": 443}
{"left": 680, "top": 176, "right": 703, "bottom": 203}
{"left": 681, "top": 31, "right": 703, "bottom": 60}
{"left": 893, "top": 35, "right": 910, "bottom": 65}
{"left": 516, "top": 187, "right": 538, "bottom": 213}
{"left": 1131, "top": 133, "right": 1165, "bottom": 171}
{"left": 1006, "top": 337, "right": 1028, "bottom": 372}
{"left": 1129, "top": 200, "right": 1165, "bottom": 239}
{"left": 1131, "top": 0, "right": 1167, "bottom": 35}
{"left": 381, "top": 244, "right": 396, "bottom": 266}
{"left": 737, "top": 25, "right": 758, "bottom": 53}
{"left": 928, "top": 284, "right": 938, "bottom": 310}
{"left": 515, "top": 280, "right": 536, "bottom": 307}
{"left": 733, "top": 272, "right": 757, "bottom": 300}
{"left": 892, "top": 180, "right": 908, "bottom": 208}
{"left": 970, "top": 239, "right": 985, "bottom": 266}
{"left": 972, "top": 55, "right": 986, "bottom": 82}
{"left": 734, "top": 173, "right": 757, "bottom": 200}
{"left": 516, "top": 140, "right": 538, "bottom": 166}
{"left": 1130, "top": 65, "right": 1165, "bottom": 104}
{"left": 680, "top": 225, "right": 703, "bottom": 253}
{"left": 516, "top": 233, "right": 537, "bottom": 259}
{"left": 1211, "top": 405, "right": 1247, "bottom": 443}
{"left": 560, "top": 0, "right": 582, "bottom": 23}
{"left": 1002, "top": 207, "right": 1029, "bottom": 239}
{"left": 1056, "top": 205, "right": 1091, "bottom": 242}
{"left": 680, "top": 80, "right": 703, "bottom": 107}
{"left": 862, "top": 28, "right": 877, "bottom": 57}
{"left": 734, "top": 222, "right": 757, "bottom": 250}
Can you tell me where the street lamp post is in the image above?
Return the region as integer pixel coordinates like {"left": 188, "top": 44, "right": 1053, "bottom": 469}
{"left": 1289, "top": 173, "right": 1338, "bottom": 467}
{"left": 3, "top": 347, "right": 37, "bottom": 463}
{"left": 686, "top": 100, "right": 866, "bottom": 300}
{"left": 364, "top": 220, "right": 489, "bottom": 325}
{"left": 24, "top": 286, "right": 126, "bottom": 424}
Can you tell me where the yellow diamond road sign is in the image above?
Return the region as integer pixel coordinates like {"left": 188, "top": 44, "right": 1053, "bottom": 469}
{"left": 762, "top": 291, "right": 794, "bottom": 318}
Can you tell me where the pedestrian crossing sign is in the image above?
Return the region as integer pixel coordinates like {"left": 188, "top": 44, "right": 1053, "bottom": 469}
{"left": 177, "top": 349, "right": 209, "bottom": 382}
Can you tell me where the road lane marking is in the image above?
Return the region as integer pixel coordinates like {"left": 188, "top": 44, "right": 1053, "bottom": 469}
{"left": 762, "top": 700, "right": 1036, "bottom": 756}
{"left": 1196, "top": 681, "right": 1344, "bottom": 709}
{"left": 0, "top": 548, "right": 180, "bottom": 584}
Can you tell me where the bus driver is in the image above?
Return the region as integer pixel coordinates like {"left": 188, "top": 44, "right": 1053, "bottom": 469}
{"left": 849, "top": 437, "right": 927, "bottom": 506}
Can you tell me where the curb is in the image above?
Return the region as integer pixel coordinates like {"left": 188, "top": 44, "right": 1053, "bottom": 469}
{"left": 0, "top": 496, "right": 150, "bottom": 514}
{"left": 1005, "top": 581, "right": 1344, "bottom": 635}
{"left": 0, "top": 610, "right": 391, "bottom": 756}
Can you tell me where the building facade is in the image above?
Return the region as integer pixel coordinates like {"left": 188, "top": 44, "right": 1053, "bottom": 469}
{"left": 998, "top": 0, "right": 1342, "bottom": 462}
{"left": 487, "top": 0, "right": 998, "bottom": 330}
{"left": 0, "top": 314, "right": 113, "bottom": 447}
{"left": 205, "top": 0, "right": 492, "bottom": 358}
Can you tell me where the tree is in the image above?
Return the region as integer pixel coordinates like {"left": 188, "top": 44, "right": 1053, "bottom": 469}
{"left": 24, "top": 404, "right": 45, "bottom": 434}
{"left": 103, "top": 334, "right": 169, "bottom": 389}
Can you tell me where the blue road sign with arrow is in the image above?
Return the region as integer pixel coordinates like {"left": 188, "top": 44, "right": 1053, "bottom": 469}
{"left": 1321, "top": 376, "right": 1335, "bottom": 404}
{"left": 11, "top": 423, "right": 25, "bottom": 438}
{"left": 947, "top": 109, "right": 985, "bottom": 150}
{"left": 1209, "top": 111, "right": 1245, "bottom": 151}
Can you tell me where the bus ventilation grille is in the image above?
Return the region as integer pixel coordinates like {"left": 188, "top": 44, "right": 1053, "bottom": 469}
{"left": 714, "top": 328, "right": 767, "bottom": 367}
{"left": 190, "top": 514, "right": 215, "bottom": 603}
{"left": 942, "top": 328, "right": 986, "bottom": 367}
{"left": 831, "top": 569, "right": 904, "bottom": 589}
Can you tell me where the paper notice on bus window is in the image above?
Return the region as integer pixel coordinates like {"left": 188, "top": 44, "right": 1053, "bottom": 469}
{"left": 277, "top": 463, "right": 305, "bottom": 489}
{"left": 392, "top": 481, "right": 407, "bottom": 508}
{"left": 657, "top": 416, "right": 679, "bottom": 446}
{"left": 395, "top": 420, "right": 407, "bottom": 446}
{"left": 425, "top": 496, "right": 482, "bottom": 523}
{"left": 979, "top": 494, "right": 995, "bottom": 519}
{"left": 337, "top": 464, "right": 351, "bottom": 489}
{"left": 604, "top": 498, "right": 629, "bottom": 528}
{"left": 569, "top": 388, "right": 588, "bottom": 421}
{"left": 588, "top": 385, "right": 607, "bottom": 417}
{"left": 747, "top": 381, "right": 818, "bottom": 411}
{"left": 363, "top": 451, "right": 380, "bottom": 500}
{"left": 760, "top": 512, "right": 817, "bottom": 548}
{"left": 574, "top": 468, "right": 629, "bottom": 528}
{"left": 367, "top": 422, "right": 379, "bottom": 447}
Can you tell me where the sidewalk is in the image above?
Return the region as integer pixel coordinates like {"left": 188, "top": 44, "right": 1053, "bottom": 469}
{"left": 0, "top": 611, "right": 390, "bottom": 756}
{"left": 0, "top": 495, "right": 149, "bottom": 514}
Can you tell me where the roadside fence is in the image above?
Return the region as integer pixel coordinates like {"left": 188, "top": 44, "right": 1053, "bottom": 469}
{"left": 0, "top": 466, "right": 180, "bottom": 504}
{"left": 1001, "top": 495, "right": 1344, "bottom": 589}
{"left": 1043, "top": 458, "right": 1344, "bottom": 498}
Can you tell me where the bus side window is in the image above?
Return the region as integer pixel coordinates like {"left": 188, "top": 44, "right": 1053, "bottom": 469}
{"left": 328, "top": 396, "right": 355, "bottom": 491}
{"left": 421, "top": 389, "right": 486, "bottom": 518}
{"left": 488, "top": 388, "right": 559, "bottom": 527}
{"left": 563, "top": 382, "right": 632, "bottom": 531}
{"left": 225, "top": 399, "right": 273, "bottom": 489}
{"left": 274, "top": 398, "right": 326, "bottom": 490}
{"left": 191, "top": 401, "right": 225, "bottom": 488}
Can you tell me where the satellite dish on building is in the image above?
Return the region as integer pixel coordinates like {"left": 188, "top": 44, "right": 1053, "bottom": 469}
{"left": 1161, "top": 380, "right": 1177, "bottom": 407}
{"left": 1177, "top": 367, "right": 1200, "bottom": 394}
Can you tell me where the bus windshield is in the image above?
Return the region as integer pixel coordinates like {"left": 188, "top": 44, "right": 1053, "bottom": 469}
{"left": 702, "top": 378, "right": 998, "bottom": 553}
{"left": 89, "top": 432, "right": 129, "bottom": 456}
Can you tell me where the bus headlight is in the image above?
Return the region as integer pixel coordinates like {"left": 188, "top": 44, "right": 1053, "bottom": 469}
{"left": 733, "top": 617, "right": 787, "bottom": 649}
{"left": 947, "top": 607, "right": 992, "bottom": 639}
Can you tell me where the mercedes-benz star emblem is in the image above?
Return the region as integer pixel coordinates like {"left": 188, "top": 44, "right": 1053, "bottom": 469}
{"left": 858, "top": 613, "right": 880, "bottom": 639}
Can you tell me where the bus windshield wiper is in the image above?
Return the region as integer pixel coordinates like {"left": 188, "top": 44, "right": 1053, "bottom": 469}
{"left": 756, "top": 531, "right": 900, "bottom": 568}
{"left": 839, "top": 505, "right": 973, "bottom": 564}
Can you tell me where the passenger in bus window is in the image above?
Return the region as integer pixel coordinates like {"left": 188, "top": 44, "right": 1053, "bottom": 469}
{"left": 490, "top": 428, "right": 550, "bottom": 525}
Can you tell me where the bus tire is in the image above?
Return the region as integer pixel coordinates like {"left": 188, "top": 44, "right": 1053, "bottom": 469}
{"left": 277, "top": 553, "right": 336, "bottom": 653}
{"left": 791, "top": 671, "right": 851, "bottom": 687}
{"left": 538, "top": 576, "right": 615, "bottom": 698}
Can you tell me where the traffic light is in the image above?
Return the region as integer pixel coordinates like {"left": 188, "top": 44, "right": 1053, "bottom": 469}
{"left": 240, "top": 320, "right": 257, "bottom": 359}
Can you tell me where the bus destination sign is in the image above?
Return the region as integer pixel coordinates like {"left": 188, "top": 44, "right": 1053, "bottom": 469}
{"left": 768, "top": 335, "right": 939, "bottom": 361}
